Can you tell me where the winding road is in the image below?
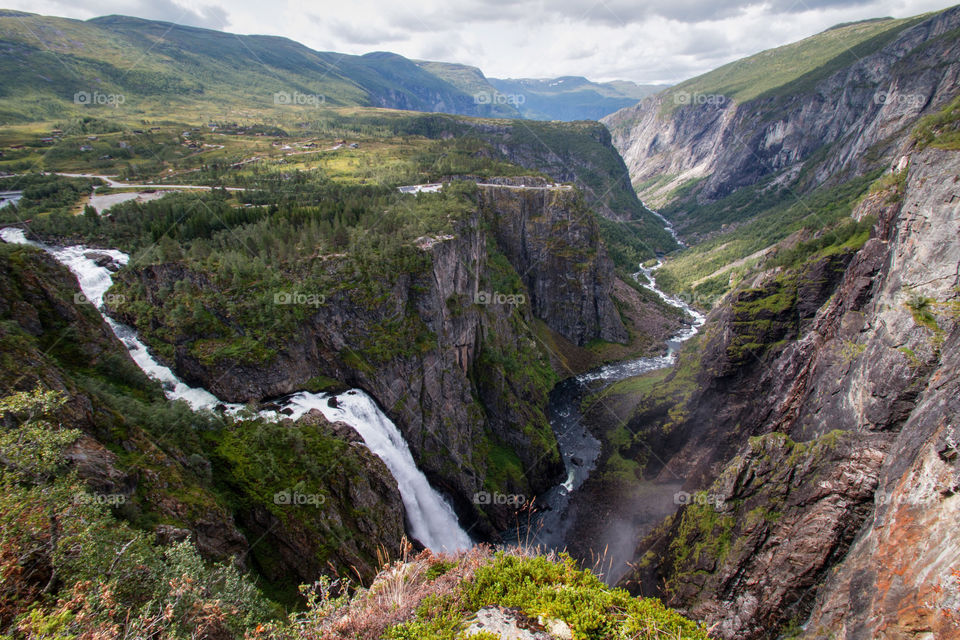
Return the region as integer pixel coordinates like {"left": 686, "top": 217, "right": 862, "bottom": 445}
{"left": 46, "top": 172, "right": 245, "bottom": 191}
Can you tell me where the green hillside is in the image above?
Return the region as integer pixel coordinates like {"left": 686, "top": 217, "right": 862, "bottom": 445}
{"left": 661, "top": 15, "right": 928, "bottom": 110}
{"left": 0, "top": 12, "right": 510, "bottom": 123}
{"left": 0, "top": 11, "right": 647, "bottom": 124}
{"left": 415, "top": 60, "right": 523, "bottom": 117}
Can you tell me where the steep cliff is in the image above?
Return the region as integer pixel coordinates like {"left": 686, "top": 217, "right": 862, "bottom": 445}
{"left": 478, "top": 180, "right": 627, "bottom": 344}
{"left": 617, "top": 147, "right": 960, "bottom": 638}
{"left": 603, "top": 8, "right": 960, "bottom": 223}
{"left": 462, "top": 119, "right": 680, "bottom": 259}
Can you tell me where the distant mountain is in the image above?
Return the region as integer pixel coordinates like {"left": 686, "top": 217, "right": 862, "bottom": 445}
{"left": 415, "top": 61, "right": 523, "bottom": 118}
{"left": 0, "top": 11, "right": 508, "bottom": 122}
{"left": 416, "top": 62, "right": 662, "bottom": 121}
{"left": 0, "top": 11, "right": 643, "bottom": 124}
{"left": 603, "top": 10, "right": 957, "bottom": 209}
{"left": 487, "top": 76, "right": 665, "bottom": 121}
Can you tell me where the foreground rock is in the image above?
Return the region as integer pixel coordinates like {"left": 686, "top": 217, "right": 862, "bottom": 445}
{"left": 619, "top": 148, "right": 960, "bottom": 638}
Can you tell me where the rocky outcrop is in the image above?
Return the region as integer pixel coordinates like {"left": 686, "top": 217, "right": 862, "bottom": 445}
{"left": 799, "top": 149, "right": 960, "bottom": 639}
{"left": 464, "top": 606, "right": 572, "bottom": 639}
{"left": 460, "top": 120, "right": 680, "bottom": 255}
{"left": 231, "top": 411, "right": 407, "bottom": 591}
{"left": 478, "top": 182, "right": 627, "bottom": 344}
{"left": 628, "top": 431, "right": 888, "bottom": 639}
{"left": 618, "top": 148, "right": 960, "bottom": 638}
{"left": 111, "top": 185, "right": 634, "bottom": 536}
{"left": 603, "top": 8, "right": 960, "bottom": 214}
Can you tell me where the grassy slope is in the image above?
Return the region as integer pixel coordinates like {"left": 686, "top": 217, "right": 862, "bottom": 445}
{"left": 660, "top": 15, "right": 926, "bottom": 110}
{"left": 0, "top": 12, "right": 487, "bottom": 123}
{"left": 0, "top": 11, "right": 660, "bottom": 125}
{"left": 653, "top": 173, "right": 879, "bottom": 296}
{"left": 415, "top": 60, "right": 522, "bottom": 117}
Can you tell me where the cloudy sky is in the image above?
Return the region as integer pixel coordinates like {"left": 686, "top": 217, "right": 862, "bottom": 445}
{"left": 6, "top": 0, "right": 956, "bottom": 83}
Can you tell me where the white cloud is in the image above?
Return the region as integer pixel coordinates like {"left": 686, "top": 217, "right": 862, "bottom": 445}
{"left": 3, "top": 0, "right": 955, "bottom": 83}
{"left": 21, "top": 0, "right": 229, "bottom": 29}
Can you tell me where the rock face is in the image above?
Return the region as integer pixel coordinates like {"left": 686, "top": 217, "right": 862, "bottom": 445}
{"left": 800, "top": 149, "right": 960, "bottom": 639}
{"left": 472, "top": 122, "right": 644, "bottom": 221}
{"left": 478, "top": 183, "right": 627, "bottom": 345}
{"left": 464, "top": 606, "right": 564, "bottom": 639}
{"left": 603, "top": 7, "right": 960, "bottom": 211}
{"left": 618, "top": 148, "right": 960, "bottom": 638}
{"left": 111, "top": 184, "right": 631, "bottom": 536}
{"left": 460, "top": 120, "right": 680, "bottom": 254}
{"left": 234, "top": 411, "right": 407, "bottom": 591}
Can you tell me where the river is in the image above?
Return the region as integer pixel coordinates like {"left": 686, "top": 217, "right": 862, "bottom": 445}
{"left": 506, "top": 219, "right": 704, "bottom": 583}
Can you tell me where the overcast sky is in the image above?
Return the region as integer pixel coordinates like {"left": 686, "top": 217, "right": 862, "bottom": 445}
{"left": 6, "top": 0, "right": 956, "bottom": 83}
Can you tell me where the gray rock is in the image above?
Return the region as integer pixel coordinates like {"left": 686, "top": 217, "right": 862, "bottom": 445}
{"left": 463, "top": 606, "right": 559, "bottom": 639}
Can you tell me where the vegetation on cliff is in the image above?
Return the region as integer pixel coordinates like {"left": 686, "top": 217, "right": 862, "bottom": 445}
{"left": 0, "top": 386, "right": 707, "bottom": 639}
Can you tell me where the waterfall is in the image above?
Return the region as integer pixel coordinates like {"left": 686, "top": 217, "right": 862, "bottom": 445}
{"left": 1, "top": 227, "right": 472, "bottom": 553}
{"left": 281, "top": 391, "right": 473, "bottom": 551}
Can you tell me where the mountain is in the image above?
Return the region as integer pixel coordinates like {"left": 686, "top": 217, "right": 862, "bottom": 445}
{"left": 415, "top": 61, "right": 524, "bottom": 118}
{"left": 489, "top": 76, "right": 665, "bottom": 121}
{"left": 0, "top": 11, "right": 503, "bottom": 122}
{"left": 603, "top": 11, "right": 955, "bottom": 213}
{"left": 417, "top": 61, "right": 665, "bottom": 120}
{"left": 0, "top": 11, "right": 646, "bottom": 124}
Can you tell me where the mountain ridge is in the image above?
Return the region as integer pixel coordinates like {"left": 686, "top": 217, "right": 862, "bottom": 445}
{"left": 0, "top": 11, "right": 651, "bottom": 123}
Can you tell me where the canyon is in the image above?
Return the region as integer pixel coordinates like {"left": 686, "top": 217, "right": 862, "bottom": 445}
{"left": 1, "top": 5, "right": 959, "bottom": 639}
